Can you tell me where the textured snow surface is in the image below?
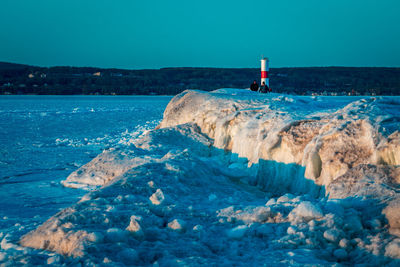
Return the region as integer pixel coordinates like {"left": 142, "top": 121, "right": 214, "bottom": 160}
{"left": 8, "top": 89, "right": 400, "bottom": 265}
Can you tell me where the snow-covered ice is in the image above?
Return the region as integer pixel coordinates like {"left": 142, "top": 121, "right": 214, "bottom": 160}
{"left": 4, "top": 89, "right": 400, "bottom": 265}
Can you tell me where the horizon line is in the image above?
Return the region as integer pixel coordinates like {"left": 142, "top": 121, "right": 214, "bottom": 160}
{"left": 1, "top": 60, "right": 400, "bottom": 71}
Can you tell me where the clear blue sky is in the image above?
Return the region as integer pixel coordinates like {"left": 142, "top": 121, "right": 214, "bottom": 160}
{"left": 1, "top": 0, "right": 399, "bottom": 69}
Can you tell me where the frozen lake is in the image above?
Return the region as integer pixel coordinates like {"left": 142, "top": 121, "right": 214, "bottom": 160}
{"left": 0, "top": 95, "right": 172, "bottom": 238}
{"left": 1, "top": 91, "right": 400, "bottom": 265}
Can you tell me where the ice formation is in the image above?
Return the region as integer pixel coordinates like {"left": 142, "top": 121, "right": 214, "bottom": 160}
{"left": 12, "top": 89, "right": 400, "bottom": 265}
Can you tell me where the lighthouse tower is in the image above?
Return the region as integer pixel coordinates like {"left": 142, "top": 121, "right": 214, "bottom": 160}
{"left": 261, "top": 57, "right": 269, "bottom": 87}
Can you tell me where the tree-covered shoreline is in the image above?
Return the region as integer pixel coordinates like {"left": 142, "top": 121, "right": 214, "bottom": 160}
{"left": 1, "top": 62, "right": 399, "bottom": 95}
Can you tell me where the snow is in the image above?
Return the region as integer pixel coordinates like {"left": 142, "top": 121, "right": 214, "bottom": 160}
{"left": 3, "top": 89, "right": 400, "bottom": 265}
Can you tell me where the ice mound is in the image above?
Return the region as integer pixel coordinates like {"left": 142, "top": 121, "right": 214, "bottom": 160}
{"left": 18, "top": 89, "right": 400, "bottom": 265}
{"left": 159, "top": 90, "right": 400, "bottom": 190}
{"left": 61, "top": 146, "right": 150, "bottom": 189}
{"left": 158, "top": 89, "right": 400, "bottom": 233}
{"left": 62, "top": 123, "right": 212, "bottom": 189}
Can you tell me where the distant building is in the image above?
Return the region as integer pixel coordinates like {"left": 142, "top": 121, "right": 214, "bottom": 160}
{"left": 28, "top": 73, "right": 34, "bottom": 78}
{"left": 93, "top": 72, "right": 101, "bottom": 77}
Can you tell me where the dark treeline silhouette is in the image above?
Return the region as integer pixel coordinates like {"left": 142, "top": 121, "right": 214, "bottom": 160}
{"left": 1, "top": 62, "right": 399, "bottom": 95}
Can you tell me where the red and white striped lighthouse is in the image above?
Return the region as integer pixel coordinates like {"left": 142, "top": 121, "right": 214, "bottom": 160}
{"left": 261, "top": 57, "right": 269, "bottom": 87}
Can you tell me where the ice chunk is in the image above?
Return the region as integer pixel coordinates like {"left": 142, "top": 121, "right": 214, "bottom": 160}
{"left": 287, "top": 226, "right": 297, "bottom": 235}
{"left": 265, "top": 198, "right": 276, "bottom": 206}
{"left": 193, "top": 225, "right": 203, "bottom": 232}
{"left": 87, "top": 232, "right": 104, "bottom": 243}
{"left": 383, "top": 199, "right": 400, "bottom": 235}
{"left": 227, "top": 225, "right": 248, "bottom": 240}
{"left": 217, "top": 206, "right": 275, "bottom": 224}
{"left": 168, "top": 219, "right": 186, "bottom": 232}
{"left": 323, "top": 229, "right": 342, "bottom": 243}
{"left": 47, "top": 255, "right": 61, "bottom": 265}
{"left": 126, "top": 215, "right": 144, "bottom": 238}
{"left": 150, "top": 189, "right": 165, "bottom": 205}
{"left": 339, "top": 238, "right": 349, "bottom": 249}
{"left": 277, "top": 194, "right": 295, "bottom": 203}
{"left": 0, "top": 235, "right": 18, "bottom": 250}
{"left": 289, "top": 201, "right": 323, "bottom": 222}
{"left": 385, "top": 239, "right": 400, "bottom": 259}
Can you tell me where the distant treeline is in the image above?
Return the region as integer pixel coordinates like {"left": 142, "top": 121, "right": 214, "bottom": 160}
{"left": 1, "top": 62, "right": 399, "bottom": 95}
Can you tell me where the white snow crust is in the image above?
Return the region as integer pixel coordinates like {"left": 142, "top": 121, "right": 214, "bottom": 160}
{"left": 8, "top": 89, "right": 400, "bottom": 266}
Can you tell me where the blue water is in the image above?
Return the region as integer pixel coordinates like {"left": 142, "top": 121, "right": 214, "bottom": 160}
{"left": 0, "top": 95, "right": 172, "bottom": 236}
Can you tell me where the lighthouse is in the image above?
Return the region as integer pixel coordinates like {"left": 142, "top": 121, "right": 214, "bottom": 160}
{"left": 261, "top": 57, "right": 269, "bottom": 87}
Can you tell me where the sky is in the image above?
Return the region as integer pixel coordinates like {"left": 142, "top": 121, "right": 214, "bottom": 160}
{"left": 0, "top": 0, "right": 399, "bottom": 69}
